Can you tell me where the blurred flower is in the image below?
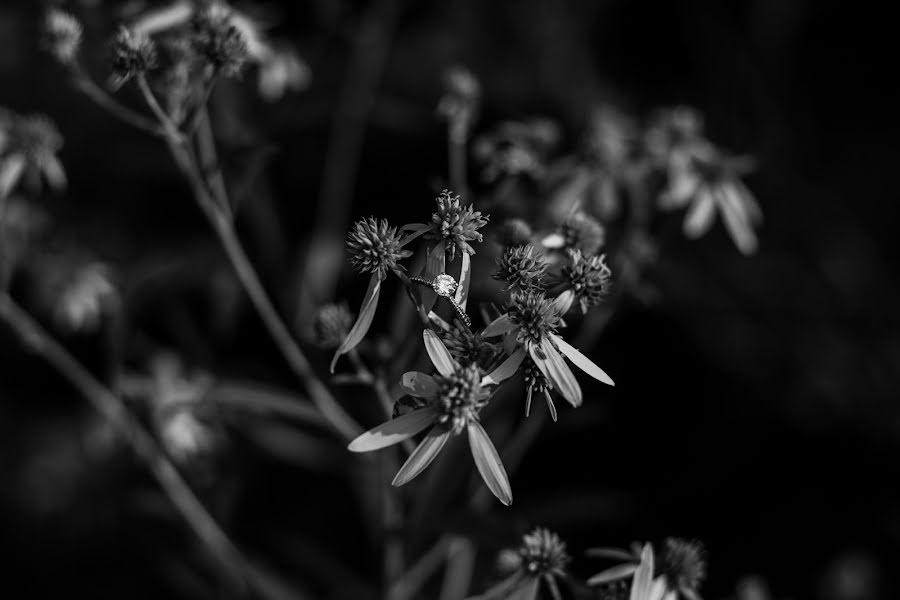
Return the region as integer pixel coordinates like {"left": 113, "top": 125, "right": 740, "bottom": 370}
{"left": 481, "top": 289, "right": 614, "bottom": 411}
{"left": 645, "top": 106, "right": 706, "bottom": 168}
{"left": 583, "top": 105, "right": 638, "bottom": 220}
{"left": 403, "top": 189, "right": 489, "bottom": 262}
{"left": 493, "top": 244, "right": 548, "bottom": 292}
{"left": 542, "top": 211, "right": 605, "bottom": 255}
{"left": 0, "top": 196, "right": 48, "bottom": 282}
{"left": 348, "top": 329, "right": 511, "bottom": 505}
{"left": 190, "top": 4, "right": 249, "bottom": 78}
{"left": 658, "top": 538, "right": 706, "bottom": 600}
{"left": 109, "top": 26, "right": 158, "bottom": 89}
{"left": 256, "top": 43, "right": 311, "bottom": 101}
{"left": 437, "top": 65, "right": 481, "bottom": 143}
{"left": 477, "top": 528, "right": 571, "bottom": 600}
{"left": 496, "top": 218, "right": 533, "bottom": 246}
{"left": 587, "top": 539, "right": 705, "bottom": 600}
{"left": 561, "top": 249, "right": 612, "bottom": 314}
{"left": 333, "top": 217, "right": 412, "bottom": 371}
{"left": 660, "top": 144, "right": 762, "bottom": 255}
{"left": 54, "top": 263, "right": 119, "bottom": 333}
{"left": 42, "top": 9, "right": 83, "bottom": 65}
{"left": 474, "top": 118, "right": 560, "bottom": 182}
{"left": 0, "top": 111, "right": 66, "bottom": 198}
{"left": 310, "top": 303, "right": 354, "bottom": 349}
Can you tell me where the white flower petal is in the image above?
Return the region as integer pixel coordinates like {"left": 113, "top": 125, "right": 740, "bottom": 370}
{"left": 348, "top": 407, "right": 440, "bottom": 452}
{"left": 423, "top": 328, "right": 455, "bottom": 377}
{"left": 550, "top": 333, "right": 614, "bottom": 386}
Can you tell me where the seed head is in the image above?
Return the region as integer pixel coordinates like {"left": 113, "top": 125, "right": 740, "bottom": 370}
{"left": 427, "top": 189, "right": 489, "bottom": 261}
{"left": 433, "top": 363, "right": 489, "bottom": 434}
{"left": 311, "top": 303, "right": 354, "bottom": 349}
{"left": 493, "top": 244, "right": 548, "bottom": 292}
{"left": 442, "top": 322, "right": 500, "bottom": 369}
{"left": 518, "top": 528, "right": 570, "bottom": 577}
{"left": 659, "top": 538, "right": 706, "bottom": 596}
{"left": 560, "top": 212, "right": 605, "bottom": 255}
{"left": 562, "top": 249, "right": 612, "bottom": 313}
{"left": 346, "top": 217, "right": 411, "bottom": 279}
{"left": 191, "top": 6, "right": 249, "bottom": 77}
{"left": 110, "top": 27, "right": 158, "bottom": 88}
{"left": 42, "top": 9, "right": 83, "bottom": 65}
{"left": 507, "top": 290, "right": 562, "bottom": 348}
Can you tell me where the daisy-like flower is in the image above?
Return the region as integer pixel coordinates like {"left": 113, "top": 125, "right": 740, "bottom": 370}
{"left": 109, "top": 26, "right": 158, "bottom": 89}
{"left": 481, "top": 290, "right": 614, "bottom": 411}
{"left": 331, "top": 217, "right": 412, "bottom": 371}
{"left": 542, "top": 211, "right": 606, "bottom": 255}
{"left": 560, "top": 249, "right": 612, "bottom": 314}
{"left": 475, "top": 527, "right": 571, "bottom": 600}
{"left": 348, "top": 329, "right": 512, "bottom": 505}
{"left": 659, "top": 143, "right": 762, "bottom": 255}
{"left": 587, "top": 539, "right": 706, "bottom": 600}
{"left": 42, "top": 9, "right": 83, "bottom": 66}
{"left": 493, "top": 244, "right": 548, "bottom": 292}
{"left": 0, "top": 111, "right": 66, "bottom": 199}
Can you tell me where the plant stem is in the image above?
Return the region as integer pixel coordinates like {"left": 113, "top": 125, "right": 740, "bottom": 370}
{"left": 0, "top": 294, "right": 258, "bottom": 596}
{"left": 71, "top": 67, "right": 165, "bottom": 136}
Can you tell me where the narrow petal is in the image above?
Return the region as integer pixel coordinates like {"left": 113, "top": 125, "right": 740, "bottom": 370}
{"left": 454, "top": 251, "right": 472, "bottom": 311}
{"left": 732, "top": 179, "right": 763, "bottom": 224}
{"left": 426, "top": 310, "right": 452, "bottom": 331}
{"left": 660, "top": 171, "right": 700, "bottom": 210}
{"left": 348, "top": 407, "right": 439, "bottom": 452}
{"left": 331, "top": 274, "right": 381, "bottom": 372}
{"left": 467, "top": 420, "right": 512, "bottom": 505}
{"left": 630, "top": 544, "right": 654, "bottom": 600}
{"left": 392, "top": 424, "right": 452, "bottom": 486}
{"left": 525, "top": 387, "right": 533, "bottom": 417}
{"left": 716, "top": 185, "right": 758, "bottom": 255}
{"left": 541, "top": 232, "right": 565, "bottom": 249}
{"left": 0, "top": 154, "right": 26, "bottom": 198}
{"left": 587, "top": 563, "right": 639, "bottom": 586}
{"left": 544, "top": 389, "right": 558, "bottom": 422}
{"left": 552, "top": 289, "right": 575, "bottom": 315}
{"left": 419, "top": 243, "right": 446, "bottom": 313}
{"left": 41, "top": 154, "right": 67, "bottom": 190}
{"left": 401, "top": 372, "right": 439, "bottom": 399}
{"left": 550, "top": 333, "right": 615, "bottom": 386}
{"left": 399, "top": 223, "right": 431, "bottom": 247}
{"left": 682, "top": 189, "right": 716, "bottom": 239}
{"left": 508, "top": 577, "right": 540, "bottom": 600}
{"left": 474, "top": 573, "right": 527, "bottom": 600}
{"left": 423, "top": 328, "right": 455, "bottom": 377}
{"left": 585, "top": 547, "right": 637, "bottom": 561}
{"left": 530, "top": 339, "right": 582, "bottom": 407}
{"left": 481, "top": 348, "right": 526, "bottom": 386}
{"left": 482, "top": 314, "right": 515, "bottom": 337}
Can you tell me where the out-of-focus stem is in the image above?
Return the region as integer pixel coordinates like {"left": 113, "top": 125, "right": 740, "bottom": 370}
{"left": 71, "top": 67, "right": 164, "bottom": 136}
{"left": 0, "top": 294, "right": 256, "bottom": 595}
{"left": 448, "top": 127, "right": 468, "bottom": 200}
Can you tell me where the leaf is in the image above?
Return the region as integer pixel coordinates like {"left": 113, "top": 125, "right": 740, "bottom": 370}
{"left": 682, "top": 189, "right": 716, "bottom": 239}
{"left": 481, "top": 348, "right": 526, "bottom": 386}
{"left": 470, "top": 573, "right": 526, "bottom": 600}
{"left": 550, "top": 333, "right": 615, "bottom": 386}
{"left": 392, "top": 424, "right": 452, "bottom": 486}
{"left": 630, "top": 544, "right": 654, "bottom": 600}
{"left": 587, "top": 563, "right": 639, "bottom": 586}
{"left": 482, "top": 314, "right": 515, "bottom": 337}
{"left": 401, "top": 371, "right": 439, "bottom": 399}
{"left": 530, "top": 339, "right": 582, "bottom": 407}
{"left": 0, "top": 153, "right": 26, "bottom": 198}
{"left": 467, "top": 420, "right": 512, "bottom": 505}
{"left": 331, "top": 274, "right": 381, "bottom": 372}
{"left": 423, "top": 328, "right": 455, "bottom": 377}
{"left": 508, "top": 576, "right": 540, "bottom": 600}
{"left": 585, "top": 547, "right": 638, "bottom": 562}
{"left": 455, "top": 251, "right": 472, "bottom": 310}
{"left": 348, "top": 407, "right": 439, "bottom": 452}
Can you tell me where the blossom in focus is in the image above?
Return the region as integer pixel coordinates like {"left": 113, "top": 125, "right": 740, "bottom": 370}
{"left": 493, "top": 244, "right": 548, "bottom": 292}
{"left": 403, "top": 189, "right": 489, "bottom": 263}
{"left": 561, "top": 249, "right": 612, "bottom": 314}
{"left": 348, "top": 329, "right": 512, "bottom": 505}
{"left": 0, "top": 111, "right": 66, "bottom": 199}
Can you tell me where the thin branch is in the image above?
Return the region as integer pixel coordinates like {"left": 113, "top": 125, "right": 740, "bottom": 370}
{"left": 71, "top": 67, "right": 165, "bottom": 136}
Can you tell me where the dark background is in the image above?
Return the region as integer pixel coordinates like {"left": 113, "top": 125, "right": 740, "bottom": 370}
{"left": 1, "top": 0, "right": 898, "bottom": 598}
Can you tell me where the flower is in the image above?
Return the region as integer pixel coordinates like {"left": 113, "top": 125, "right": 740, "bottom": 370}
{"left": 542, "top": 211, "right": 606, "bottom": 255}
{"left": 42, "top": 9, "right": 83, "bottom": 65}
{"left": 110, "top": 26, "right": 158, "bottom": 89}
{"left": 644, "top": 106, "right": 706, "bottom": 168}
{"left": 441, "top": 320, "right": 501, "bottom": 371}
{"left": 190, "top": 4, "right": 249, "bottom": 77}
{"left": 425, "top": 189, "right": 489, "bottom": 262}
{"left": 310, "top": 303, "right": 354, "bottom": 349}
{"left": 658, "top": 538, "right": 706, "bottom": 600}
{"left": 0, "top": 111, "right": 66, "bottom": 199}
{"left": 332, "top": 217, "right": 412, "bottom": 372}
{"left": 561, "top": 249, "right": 612, "bottom": 313}
{"left": 437, "top": 65, "right": 481, "bottom": 143}
{"left": 587, "top": 539, "right": 706, "bottom": 600}
{"left": 481, "top": 290, "right": 614, "bottom": 410}
{"left": 659, "top": 143, "right": 762, "bottom": 255}
{"left": 348, "top": 329, "right": 512, "bottom": 505}
{"left": 476, "top": 527, "right": 571, "bottom": 600}
{"left": 493, "top": 244, "right": 548, "bottom": 292}
{"left": 474, "top": 118, "right": 560, "bottom": 182}
{"left": 54, "top": 263, "right": 119, "bottom": 332}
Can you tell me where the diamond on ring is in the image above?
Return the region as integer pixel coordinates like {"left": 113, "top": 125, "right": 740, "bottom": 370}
{"left": 432, "top": 273, "right": 458, "bottom": 297}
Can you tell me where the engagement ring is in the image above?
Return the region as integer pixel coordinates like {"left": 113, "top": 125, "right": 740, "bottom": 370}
{"left": 410, "top": 273, "right": 471, "bottom": 328}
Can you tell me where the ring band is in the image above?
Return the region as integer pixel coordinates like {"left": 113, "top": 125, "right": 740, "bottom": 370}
{"left": 410, "top": 273, "right": 472, "bottom": 328}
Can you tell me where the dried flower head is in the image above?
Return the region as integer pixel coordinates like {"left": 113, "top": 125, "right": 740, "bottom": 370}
{"left": 659, "top": 538, "right": 706, "bottom": 598}
{"left": 110, "top": 26, "right": 158, "bottom": 88}
{"left": 311, "top": 303, "right": 354, "bottom": 349}
{"left": 497, "top": 218, "right": 533, "bottom": 246}
{"left": 426, "top": 189, "right": 489, "bottom": 261}
{"left": 42, "top": 9, "right": 83, "bottom": 65}
{"left": 562, "top": 249, "right": 612, "bottom": 313}
{"left": 433, "top": 362, "right": 490, "bottom": 434}
{"left": 493, "top": 244, "right": 548, "bottom": 292}
{"left": 191, "top": 5, "right": 249, "bottom": 77}
{"left": 507, "top": 290, "right": 563, "bottom": 348}
{"left": 519, "top": 527, "right": 570, "bottom": 577}
{"left": 560, "top": 212, "right": 605, "bottom": 255}
{"left": 346, "top": 217, "right": 411, "bottom": 279}
{"left": 442, "top": 321, "right": 500, "bottom": 369}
